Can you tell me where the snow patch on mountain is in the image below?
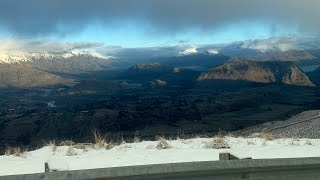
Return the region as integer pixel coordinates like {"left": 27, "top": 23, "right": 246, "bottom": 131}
{"left": 178, "top": 46, "right": 198, "bottom": 56}
{"left": 0, "top": 52, "right": 30, "bottom": 63}
{"left": 62, "top": 50, "right": 108, "bottom": 59}
{"left": 0, "top": 50, "right": 108, "bottom": 64}
{"left": 207, "top": 49, "right": 219, "bottom": 55}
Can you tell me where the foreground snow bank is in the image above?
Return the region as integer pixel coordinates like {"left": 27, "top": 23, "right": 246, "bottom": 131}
{"left": 1, "top": 137, "right": 320, "bottom": 176}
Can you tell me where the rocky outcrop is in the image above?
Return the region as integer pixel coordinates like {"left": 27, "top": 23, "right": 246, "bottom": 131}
{"left": 198, "top": 60, "right": 315, "bottom": 87}
{"left": 236, "top": 110, "right": 320, "bottom": 139}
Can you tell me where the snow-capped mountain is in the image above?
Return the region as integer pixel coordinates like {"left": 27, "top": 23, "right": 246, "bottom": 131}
{"left": 0, "top": 50, "right": 108, "bottom": 64}
{"left": 177, "top": 46, "right": 220, "bottom": 57}
{"left": 0, "top": 49, "right": 128, "bottom": 75}
{"left": 0, "top": 50, "right": 124, "bottom": 88}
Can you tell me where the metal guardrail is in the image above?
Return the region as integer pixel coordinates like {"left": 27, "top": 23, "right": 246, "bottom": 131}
{"left": 2, "top": 156, "right": 320, "bottom": 180}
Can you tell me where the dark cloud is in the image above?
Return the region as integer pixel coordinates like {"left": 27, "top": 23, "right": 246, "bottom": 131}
{"left": 0, "top": 0, "right": 319, "bottom": 37}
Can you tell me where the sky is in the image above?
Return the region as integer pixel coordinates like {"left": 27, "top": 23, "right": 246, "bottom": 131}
{"left": 0, "top": 0, "right": 320, "bottom": 51}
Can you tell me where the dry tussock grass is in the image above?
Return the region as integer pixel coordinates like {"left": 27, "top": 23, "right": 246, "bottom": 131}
{"left": 176, "top": 130, "right": 187, "bottom": 140}
{"left": 93, "top": 130, "right": 110, "bottom": 149}
{"left": 289, "top": 139, "right": 300, "bottom": 146}
{"left": 66, "top": 145, "right": 77, "bottom": 156}
{"left": 259, "top": 132, "right": 274, "bottom": 141}
{"left": 47, "top": 140, "right": 57, "bottom": 153}
{"left": 247, "top": 139, "right": 256, "bottom": 145}
{"left": 60, "top": 140, "right": 75, "bottom": 146}
{"left": 156, "top": 136, "right": 172, "bottom": 150}
{"left": 204, "top": 137, "right": 230, "bottom": 149}
{"left": 5, "top": 147, "right": 28, "bottom": 157}
{"left": 133, "top": 131, "right": 141, "bottom": 143}
{"left": 305, "top": 139, "right": 313, "bottom": 146}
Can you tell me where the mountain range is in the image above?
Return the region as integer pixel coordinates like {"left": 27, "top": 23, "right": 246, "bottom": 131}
{"left": 1, "top": 38, "right": 320, "bottom": 88}
{"left": 198, "top": 59, "right": 315, "bottom": 87}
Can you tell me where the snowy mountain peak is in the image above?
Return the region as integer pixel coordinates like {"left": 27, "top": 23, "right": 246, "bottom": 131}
{"left": 62, "top": 50, "right": 108, "bottom": 59}
{"left": 207, "top": 49, "right": 219, "bottom": 55}
{"left": 0, "top": 50, "right": 108, "bottom": 64}
{"left": 178, "top": 47, "right": 198, "bottom": 56}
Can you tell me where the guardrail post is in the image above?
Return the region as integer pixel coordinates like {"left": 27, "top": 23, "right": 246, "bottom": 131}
{"left": 45, "top": 162, "right": 50, "bottom": 172}
{"left": 219, "top": 153, "right": 239, "bottom": 160}
{"left": 219, "top": 153, "right": 252, "bottom": 160}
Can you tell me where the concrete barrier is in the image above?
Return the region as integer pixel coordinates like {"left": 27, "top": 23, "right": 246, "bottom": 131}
{"left": 2, "top": 157, "right": 320, "bottom": 180}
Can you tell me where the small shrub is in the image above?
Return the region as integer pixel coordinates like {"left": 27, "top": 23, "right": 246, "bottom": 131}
{"left": 204, "top": 137, "right": 230, "bottom": 149}
{"left": 260, "top": 132, "right": 274, "bottom": 141}
{"left": 66, "top": 145, "right": 77, "bottom": 156}
{"left": 156, "top": 136, "right": 172, "bottom": 150}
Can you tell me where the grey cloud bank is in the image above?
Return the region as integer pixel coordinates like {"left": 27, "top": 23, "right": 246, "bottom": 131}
{"left": 0, "top": 0, "right": 320, "bottom": 37}
{"left": 0, "top": 39, "right": 103, "bottom": 53}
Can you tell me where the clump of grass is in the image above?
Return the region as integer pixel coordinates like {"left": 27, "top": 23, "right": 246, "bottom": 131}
{"left": 66, "top": 145, "right": 77, "bottom": 156}
{"left": 47, "top": 140, "right": 57, "bottom": 153}
{"left": 14, "top": 147, "right": 27, "bottom": 157}
{"left": 5, "top": 147, "right": 28, "bottom": 157}
{"left": 215, "top": 130, "right": 228, "bottom": 138}
{"left": 60, "top": 140, "right": 75, "bottom": 146}
{"left": 93, "top": 129, "right": 109, "bottom": 149}
{"left": 118, "top": 134, "right": 126, "bottom": 145}
{"left": 247, "top": 139, "right": 256, "bottom": 145}
{"left": 176, "top": 130, "right": 186, "bottom": 140}
{"left": 133, "top": 131, "right": 141, "bottom": 143}
{"left": 156, "top": 136, "right": 172, "bottom": 150}
{"left": 260, "top": 132, "right": 274, "bottom": 141}
{"left": 4, "top": 147, "right": 13, "bottom": 156}
{"left": 289, "top": 139, "right": 300, "bottom": 146}
{"left": 204, "top": 137, "right": 230, "bottom": 149}
{"left": 305, "top": 139, "right": 313, "bottom": 146}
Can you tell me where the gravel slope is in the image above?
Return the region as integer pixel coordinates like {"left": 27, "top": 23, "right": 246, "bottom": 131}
{"left": 237, "top": 110, "right": 320, "bottom": 138}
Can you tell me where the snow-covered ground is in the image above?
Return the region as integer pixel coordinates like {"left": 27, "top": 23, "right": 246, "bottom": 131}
{"left": 1, "top": 137, "right": 320, "bottom": 176}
